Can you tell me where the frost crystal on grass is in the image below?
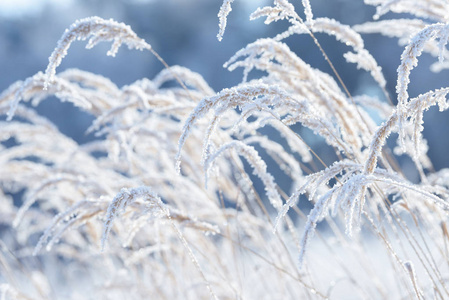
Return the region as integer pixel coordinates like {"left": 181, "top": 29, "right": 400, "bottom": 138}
{"left": 396, "top": 23, "right": 449, "bottom": 148}
{"left": 101, "top": 187, "right": 168, "bottom": 250}
{"left": 217, "top": 0, "right": 234, "bottom": 41}
{"left": 205, "top": 141, "right": 283, "bottom": 210}
{"left": 45, "top": 17, "right": 152, "bottom": 89}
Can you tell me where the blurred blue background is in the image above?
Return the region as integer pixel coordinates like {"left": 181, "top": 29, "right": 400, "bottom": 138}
{"left": 1, "top": 0, "right": 449, "bottom": 178}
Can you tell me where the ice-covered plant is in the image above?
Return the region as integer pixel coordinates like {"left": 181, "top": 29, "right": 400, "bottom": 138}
{"left": 1, "top": 0, "right": 449, "bottom": 299}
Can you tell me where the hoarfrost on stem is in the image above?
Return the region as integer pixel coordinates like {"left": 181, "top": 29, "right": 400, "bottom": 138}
{"left": 101, "top": 186, "right": 168, "bottom": 250}
{"left": 45, "top": 16, "right": 152, "bottom": 89}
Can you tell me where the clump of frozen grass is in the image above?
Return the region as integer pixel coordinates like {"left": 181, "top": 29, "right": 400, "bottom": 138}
{"left": 1, "top": 1, "right": 449, "bottom": 299}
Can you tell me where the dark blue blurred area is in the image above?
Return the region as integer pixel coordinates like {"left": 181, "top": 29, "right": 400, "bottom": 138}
{"left": 1, "top": 0, "right": 449, "bottom": 176}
